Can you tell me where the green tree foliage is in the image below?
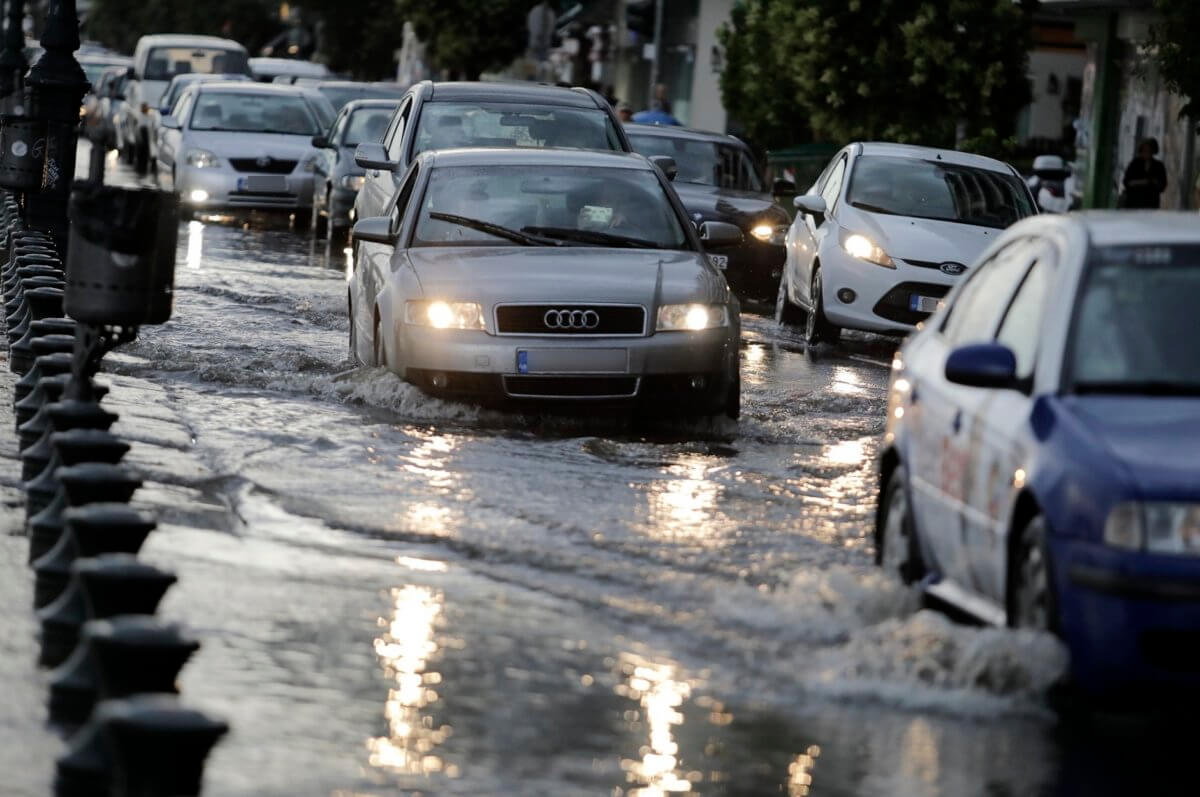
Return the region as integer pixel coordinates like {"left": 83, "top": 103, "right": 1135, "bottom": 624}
{"left": 85, "top": 0, "right": 279, "bottom": 56}
{"left": 719, "top": 0, "right": 1033, "bottom": 154}
{"left": 292, "top": 0, "right": 407, "bottom": 79}
{"left": 392, "top": 0, "right": 529, "bottom": 81}
{"left": 1150, "top": 0, "right": 1200, "bottom": 119}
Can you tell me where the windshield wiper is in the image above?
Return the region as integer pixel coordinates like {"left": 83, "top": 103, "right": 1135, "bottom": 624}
{"left": 849, "top": 201, "right": 900, "bottom": 215}
{"left": 428, "top": 212, "right": 562, "bottom": 247}
{"left": 1074, "top": 379, "right": 1200, "bottom": 396}
{"left": 521, "top": 225, "right": 660, "bottom": 249}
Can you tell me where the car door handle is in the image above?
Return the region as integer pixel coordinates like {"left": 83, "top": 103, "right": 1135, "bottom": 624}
{"left": 951, "top": 409, "right": 962, "bottom": 434}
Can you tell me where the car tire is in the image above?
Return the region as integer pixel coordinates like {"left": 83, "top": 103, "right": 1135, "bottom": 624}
{"left": 134, "top": 132, "right": 149, "bottom": 175}
{"left": 348, "top": 297, "right": 360, "bottom": 365}
{"left": 774, "top": 271, "right": 806, "bottom": 327}
{"left": 373, "top": 315, "right": 387, "bottom": 369}
{"left": 876, "top": 464, "right": 924, "bottom": 584}
{"left": 803, "top": 268, "right": 841, "bottom": 346}
{"left": 312, "top": 187, "right": 329, "bottom": 239}
{"left": 293, "top": 208, "right": 313, "bottom": 231}
{"left": 723, "top": 369, "right": 741, "bottom": 420}
{"left": 1010, "top": 514, "right": 1060, "bottom": 633}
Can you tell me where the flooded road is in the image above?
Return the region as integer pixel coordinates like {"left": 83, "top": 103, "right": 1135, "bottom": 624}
{"left": 30, "top": 182, "right": 1189, "bottom": 796}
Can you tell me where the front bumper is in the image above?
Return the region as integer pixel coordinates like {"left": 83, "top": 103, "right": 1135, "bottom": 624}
{"left": 719, "top": 240, "right": 785, "bottom": 300}
{"left": 819, "top": 246, "right": 959, "bottom": 335}
{"left": 177, "top": 164, "right": 314, "bottom": 213}
{"left": 392, "top": 324, "right": 737, "bottom": 408}
{"left": 1053, "top": 538, "right": 1200, "bottom": 695}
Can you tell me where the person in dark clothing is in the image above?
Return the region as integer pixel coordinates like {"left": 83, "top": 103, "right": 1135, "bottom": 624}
{"left": 1122, "top": 138, "right": 1168, "bottom": 208}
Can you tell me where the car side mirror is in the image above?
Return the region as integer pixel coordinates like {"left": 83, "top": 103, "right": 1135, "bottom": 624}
{"left": 772, "top": 178, "right": 796, "bottom": 196}
{"left": 649, "top": 155, "right": 677, "bottom": 181}
{"left": 698, "top": 220, "right": 743, "bottom": 248}
{"left": 158, "top": 104, "right": 171, "bottom": 115}
{"left": 159, "top": 115, "right": 180, "bottom": 130}
{"left": 944, "top": 343, "right": 1020, "bottom": 389}
{"left": 311, "top": 134, "right": 330, "bottom": 149}
{"left": 125, "top": 66, "right": 136, "bottom": 80}
{"left": 354, "top": 142, "right": 396, "bottom": 171}
{"left": 793, "top": 194, "right": 827, "bottom": 217}
{"left": 352, "top": 216, "right": 396, "bottom": 246}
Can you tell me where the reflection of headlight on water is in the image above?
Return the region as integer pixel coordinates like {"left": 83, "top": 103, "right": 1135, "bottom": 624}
{"left": 185, "top": 220, "right": 204, "bottom": 269}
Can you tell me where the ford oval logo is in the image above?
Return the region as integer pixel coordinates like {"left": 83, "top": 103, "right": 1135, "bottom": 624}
{"left": 939, "top": 262, "right": 966, "bottom": 276}
{"left": 256, "top": 155, "right": 272, "bottom": 168}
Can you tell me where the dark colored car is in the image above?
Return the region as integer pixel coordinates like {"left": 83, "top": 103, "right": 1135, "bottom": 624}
{"left": 313, "top": 81, "right": 408, "bottom": 112}
{"left": 310, "top": 98, "right": 402, "bottom": 241}
{"left": 626, "top": 124, "right": 791, "bottom": 302}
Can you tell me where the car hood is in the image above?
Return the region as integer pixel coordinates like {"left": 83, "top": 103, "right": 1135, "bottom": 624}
{"left": 1064, "top": 395, "right": 1200, "bottom": 498}
{"left": 405, "top": 247, "right": 729, "bottom": 306}
{"left": 840, "top": 208, "right": 1002, "bottom": 266}
{"left": 670, "top": 182, "right": 788, "bottom": 229}
{"left": 185, "top": 131, "right": 316, "bottom": 161}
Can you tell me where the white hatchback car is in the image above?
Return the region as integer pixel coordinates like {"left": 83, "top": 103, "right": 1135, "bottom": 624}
{"left": 776, "top": 142, "right": 1036, "bottom": 344}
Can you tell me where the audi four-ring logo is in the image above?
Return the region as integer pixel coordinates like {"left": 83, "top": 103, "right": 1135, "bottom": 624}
{"left": 544, "top": 309, "right": 600, "bottom": 329}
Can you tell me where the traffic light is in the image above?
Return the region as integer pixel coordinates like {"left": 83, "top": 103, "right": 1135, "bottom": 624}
{"left": 625, "top": 0, "right": 656, "bottom": 44}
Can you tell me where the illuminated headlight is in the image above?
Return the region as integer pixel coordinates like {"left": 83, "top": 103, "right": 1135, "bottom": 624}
{"left": 656, "top": 303, "right": 729, "bottom": 331}
{"left": 185, "top": 149, "right": 220, "bottom": 168}
{"left": 840, "top": 230, "right": 895, "bottom": 268}
{"left": 405, "top": 300, "right": 485, "bottom": 330}
{"left": 340, "top": 175, "right": 365, "bottom": 191}
{"left": 188, "top": 189, "right": 209, "bottom": 203}
{"left": 750, "top": 223, "right": 787, "bottom": 245}
{"left": 1104, "top": 501, "right": 1200, "bottom": 555}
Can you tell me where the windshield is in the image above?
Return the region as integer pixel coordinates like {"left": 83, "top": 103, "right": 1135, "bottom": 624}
{"left": 413, "top": 103, "right": 623, "bottom": 158}
{"left": 320, "top": 85, "right": 406, "bottom": 112}
{"left": 343, "top": 107, "right": 395, "bottom": 148}
{"left": 413, "top": 165, "right": 690, "bottom": 250}
{"left": 144, "top": 47, "right": 249, "bottom": 81}
{"left": 189, "top": 92, "right": 319, "bottom": 135}
{"left": 628, "top": 133, "right": 764, "bottom": 192}
{"left": 1068, "top": 245, "right": 1200, "bottom": 394}
{"left": 846, "top": 155, "right": 1035, "bottom": 229}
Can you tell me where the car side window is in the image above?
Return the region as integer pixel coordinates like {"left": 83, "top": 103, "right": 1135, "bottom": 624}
{"left": 172, "top": 91, "right": 193, "bottom": 123}
{"left": 386, "top": 98, "right": 413, "bottom": 162}
{"left": 389, "top": 163, "right": 420, "bottom": 233}
{"left": 328, "top": 109, "right": 348, "bottom": 144}
{"left": 995, "top": 252, "right": 1054, "bottom": 378}
{"left": 941, "top": 238, "right": 1038, "bottom": 345}
{"left": 820, "top": 155, "right": 847, "bottom": 212}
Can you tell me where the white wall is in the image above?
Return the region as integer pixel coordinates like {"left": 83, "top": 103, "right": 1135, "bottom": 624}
{"left": 1025, "top": 49, "right": 1087, "bottom": 141}
{"left": 688, "top": 0, "right": 733, "bottom": 133}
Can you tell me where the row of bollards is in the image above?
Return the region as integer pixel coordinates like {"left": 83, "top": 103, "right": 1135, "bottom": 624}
{"left": 0, "top": 10, "right": 229, "bottom": 780}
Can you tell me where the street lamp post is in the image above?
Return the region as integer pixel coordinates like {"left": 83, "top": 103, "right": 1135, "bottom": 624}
{"left": 24, "top": 0, "right": 88, "bottom": 253}
{"left": 0, "top": 0, "right": 27, "bottom": 115}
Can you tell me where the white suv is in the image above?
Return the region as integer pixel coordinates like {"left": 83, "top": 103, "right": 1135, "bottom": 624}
{"left": 776, "top": 142, "right": 1036, "bottom": 344}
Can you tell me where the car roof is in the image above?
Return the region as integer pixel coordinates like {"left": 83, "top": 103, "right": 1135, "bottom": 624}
{"left": 623, "top": 123, "right": 748, "bottom": 148}
{"left": 79, "top": 54, "right": 131, "bottom": 66}
{"left": 855, "top": 141, "right": 1016, "bottom": 174}
{"left": 137, "top": 35, "right": 245, "bottom": 52}
{"left": 194, "top": 82, "right": 311, "bottom": 96}
{"left": 318, "top": 80, "right": 405, "bottom": 90}
{"left": 340, "top": 98, "right": 404, "bottom": 112}
{"left": 249, "top": 57, "right": 330, "bottom": 74}
{"left": 425, "top": 81, "right": 601, "bottom": 109}
{"left": 420, "top": 147, "right": 653, "bottom": 170}
{"left": 1076, "top": 211, "right": 1200, "bottom": 247}
{"left": 169, "top": 73, "right": 249, "bottom": 85}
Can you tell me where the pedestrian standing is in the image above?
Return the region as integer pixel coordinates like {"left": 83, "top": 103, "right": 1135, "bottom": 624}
{"left": 1121, "top": 138, "right": 1167, "bottom": 209}
{"left": 617, "top": 102, "right": 633, "bottom": 123}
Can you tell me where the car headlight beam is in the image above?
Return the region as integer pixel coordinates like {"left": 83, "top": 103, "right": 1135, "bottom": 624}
{"left": 840, "top": 230, "right": 896, "bottom": 268}
{"left": 656, "top": 303, "right": 729, "bottom": 332}
{"left": 185, "top": 149, "right": 220, "bottom": 169}
{"left": 750, "top": 222, "right": 788, "bottom": 245}
{"left": 405, "top": 300, "right": 485, "bottom": 330}
{"left": 1104, "top": 501, "right": 1200, "bottom": 556}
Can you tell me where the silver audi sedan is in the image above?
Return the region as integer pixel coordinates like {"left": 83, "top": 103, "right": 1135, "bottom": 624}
{"left": 156, "top": 82, "right": 334, "bottom": 222}
{"left": 350, "top": 148, "right": 744, "bottom": 418}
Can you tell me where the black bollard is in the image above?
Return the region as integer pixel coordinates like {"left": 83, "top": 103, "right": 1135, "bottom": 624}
{"left": 8, "top": 284, "right": 64, "bottom": 352}
{"left": 10, "top": 328, "right": 73, "bottom": 376}
{"left": 15, "top": 371, "right": 69, "bottom": 437}
{"left": 28, "top": 461, "right": 140, "bottom": 562}
{"left": 48, "top": 617, "right": 198, "bottom": 726}
{"left": 14, "top": 352, "right": 73, "bottom": 422}
{"left": 32, "top": 502, "right": 155, "bottom": 609}
{"left": 20, "top": 398, "right": 118, "bottom": 484}
{"left": 5, "top": 274, "right": 60, "bottom": 323}
{"left": 38, "top": 554, "right": 177, "bottom": 668}
{"left": 54, "top": 695, "right": 227, "bottom": 797}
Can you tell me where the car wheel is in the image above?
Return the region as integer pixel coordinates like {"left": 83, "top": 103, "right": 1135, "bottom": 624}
{"left": 312, "top": 187, "right": 329, "bottom": 239}
{"left": 134, "top": 133, "right": 149, "bottom": 175}
{"left": 774, "top": 271, "right": 806, "bottom": 327}
{"left": 876, "top": 464, "right": 924, "bottom": 584}
{"left": 292, "top": 208, "right": 313, "bottom": 231}
{"left": 803, "top": 268, "right": 841, "bottom": 346}
{"left": 723, "top": 369, "right": 741, "bottom": 420}
{"left": 348, "top": 296, "right": 360, "bottom": 365}
{"left": 1010, "top": 515, "right": 1059, "bottom": 632}
{"left": 373, "top": 315, "right": 386, "bottom": 369}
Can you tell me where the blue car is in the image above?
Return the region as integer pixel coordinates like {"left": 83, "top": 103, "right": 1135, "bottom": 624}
{"left": 877, "top": 211, "right": 1200, "bottom": 695}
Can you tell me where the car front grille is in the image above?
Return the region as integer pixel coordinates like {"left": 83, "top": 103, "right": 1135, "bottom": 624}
{"left": 495, "top": 304, "right": 646, "bottom": 336}
{"left": 228, "top": 158, "right": 298, "bottom": 174}
{"left": 900, "top": 258, "right": 968, "bottom": 274}
{"left": 872, "top": 281, "right": 951, "bottom": 325}
{"left": 503, "top": 375, "right": 639, "bottom": 398}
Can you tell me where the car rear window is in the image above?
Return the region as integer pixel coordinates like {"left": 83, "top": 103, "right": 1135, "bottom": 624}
{"left": 628, "top": 134, "right": 763, "bottom": 192}
{"left": 145, "top": 47, "right": 249, "bottom": 80}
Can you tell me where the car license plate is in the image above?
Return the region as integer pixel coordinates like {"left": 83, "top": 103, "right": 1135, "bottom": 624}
{"left": 517, "top": 349, "right": 627, "bottom": 374}
{"left": 909, "top": 295, "right": 941, "bottom": 313}
{"left": 709, "top": 254, "right": 728, "bottom": 270}
{"left": 238, "top": 175, "right": 288, "bottom": 193}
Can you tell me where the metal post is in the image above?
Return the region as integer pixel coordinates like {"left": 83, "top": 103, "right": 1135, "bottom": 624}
{"left": 23, "top": 0, "right": 88, "bottom": 253}
{"left": 0, "top": 0, "right": 27, "bottom": 115}
{"left": 647, "top": 0, "right": 664, "bottom": 105}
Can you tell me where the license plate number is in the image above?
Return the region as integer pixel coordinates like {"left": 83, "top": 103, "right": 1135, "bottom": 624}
{"left": 238, "top": 175, "right": 288, "bottom": 193}
{"left": 517, "top": 349, "right": 627, "bottom": 374}
{"left": 709, "top": 254, "right": 728, "bottom": 270}
{"left": 910, "top": 295, "right": 941, "bottom": 313}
